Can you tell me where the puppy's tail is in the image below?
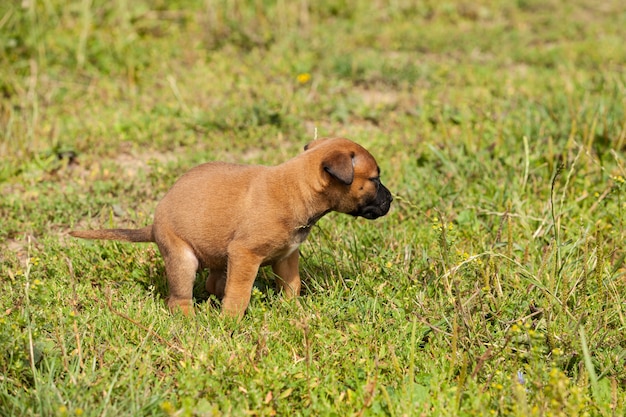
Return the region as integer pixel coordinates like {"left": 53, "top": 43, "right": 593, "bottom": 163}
{"left": 69, "top": 225, "right": 154, "bottom": 243}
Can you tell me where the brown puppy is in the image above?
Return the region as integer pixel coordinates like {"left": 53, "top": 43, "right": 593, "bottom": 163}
{"left": 70, "top": 138, "right": 392, "bottom": 318}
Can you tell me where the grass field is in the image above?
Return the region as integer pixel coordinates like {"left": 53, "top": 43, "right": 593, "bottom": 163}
{"left": 1, "top": 0, "right": 625, "bottom": 415}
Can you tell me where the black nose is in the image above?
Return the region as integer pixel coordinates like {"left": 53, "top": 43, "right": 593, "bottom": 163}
{"left": 366, "top": 184, "right": 392, "bottom": 219}
{"left": 381, "top": 184, "right": 393, "bottom": 205}
{"left": 349, "top": 183, "right": 393, "bottom": 219}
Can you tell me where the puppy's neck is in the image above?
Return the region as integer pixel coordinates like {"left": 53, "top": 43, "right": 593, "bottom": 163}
{"left": 295, "top": 210, "right": 330, "bottom": 231}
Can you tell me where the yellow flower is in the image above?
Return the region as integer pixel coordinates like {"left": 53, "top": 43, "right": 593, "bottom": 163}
{"left": 296, "top": 73, "right": 311, "bottom": 84}
{"left": 549, "top": 367, "right": 561, "bottom": 379}
{"left": 160, "top": 401, "right": 175, "bottom": 414}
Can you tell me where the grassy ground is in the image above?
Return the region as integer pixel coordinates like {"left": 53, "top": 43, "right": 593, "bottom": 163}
{"left": 1, "top": 0, "right": 625, "bottom": 415}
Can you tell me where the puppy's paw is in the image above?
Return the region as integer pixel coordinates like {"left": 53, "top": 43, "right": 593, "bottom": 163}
{"left": 167, "top": 298, "right": 195, "bottom": 316}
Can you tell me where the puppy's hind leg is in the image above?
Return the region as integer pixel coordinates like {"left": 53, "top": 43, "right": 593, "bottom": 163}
{"left": 156, "top": 234, "right": 199, "bottom": 316}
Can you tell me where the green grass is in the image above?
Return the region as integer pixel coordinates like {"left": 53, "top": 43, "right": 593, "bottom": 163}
{"left": 1, "top": 0, "right": 625, "bottom": 415}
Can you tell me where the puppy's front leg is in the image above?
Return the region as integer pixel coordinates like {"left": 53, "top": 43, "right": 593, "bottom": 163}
{"left": 272, "top": 250, "right": 301, "bottom": 299}
{"left": 205, "top": 268, "right": 226, "bottom": 299}
{"left": 222, "top": 246, "right": 263, "bottom": 318}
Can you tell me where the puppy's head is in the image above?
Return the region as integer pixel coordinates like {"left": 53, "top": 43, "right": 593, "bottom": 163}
{"left": 305, "top": 138, "right": 392, "bottom": 219}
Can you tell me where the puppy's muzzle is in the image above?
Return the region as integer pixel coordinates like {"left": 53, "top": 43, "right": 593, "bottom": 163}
{"left": 351, "top": 184, "right": 393, "bottom": 220}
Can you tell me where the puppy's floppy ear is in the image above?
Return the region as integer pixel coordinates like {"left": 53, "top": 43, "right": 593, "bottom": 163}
{"left": 323, "top": 151, "right": 354, "bottom": 185}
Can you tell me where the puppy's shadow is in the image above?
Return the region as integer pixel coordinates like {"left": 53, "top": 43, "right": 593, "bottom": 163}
{"left": 135, "top": 251, "right": 355, "bottom": 309}
{"left": 135, "top": 264, "right": 280, "bottom": 310}
{"left": 135, "top": 264, "right": 221, "bottom": 309}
